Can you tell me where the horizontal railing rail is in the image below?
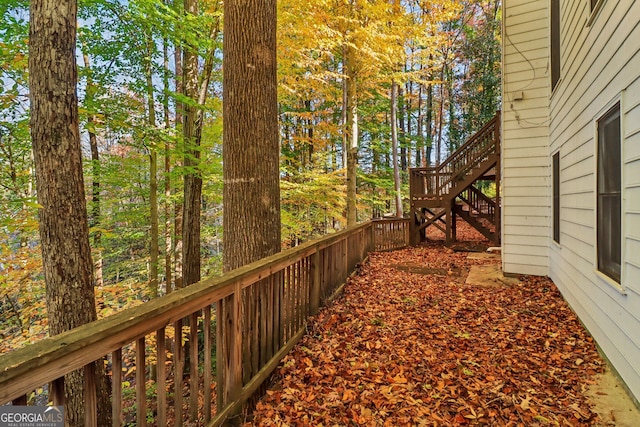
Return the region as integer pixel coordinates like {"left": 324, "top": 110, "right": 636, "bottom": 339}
{"left": 0, "top": 218, "right": 408, "bottom": 426}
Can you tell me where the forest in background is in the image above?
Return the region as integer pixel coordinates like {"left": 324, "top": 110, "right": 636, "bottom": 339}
{"left": 0, "top": 0, "right": 500, "bottom": 352}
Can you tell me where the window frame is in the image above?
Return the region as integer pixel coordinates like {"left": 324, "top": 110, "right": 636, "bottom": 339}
{"left": 587, "top": 0, "right": 605, "bottom": 27}
{"left": 596, "top": 102, "right": 621, "bottom": 284}
{"left": 553, "top": 151, "right": 560, "bottom": 244}
{"left": 551, "top": 0, "right": 561, "bottom": 91}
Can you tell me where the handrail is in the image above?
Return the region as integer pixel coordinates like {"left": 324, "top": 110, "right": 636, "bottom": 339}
{"left": 458, "top": 186, "right": 496, "bottom": 217}
{"left": 410, "top": 111, "right": 500, "bottom": 200}
{"left": 0, "top": 218, "right": 408, "bottom": 426}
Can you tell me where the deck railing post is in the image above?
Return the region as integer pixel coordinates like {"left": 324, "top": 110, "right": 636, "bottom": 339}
{"left": 84, "top": 364, "right": 97, "bottom": 427}
{"left": 216, "top": 282, "right": 243, "bottom": 426}
{"left": 310, "top": 248, "right": 321, "bottom": 315}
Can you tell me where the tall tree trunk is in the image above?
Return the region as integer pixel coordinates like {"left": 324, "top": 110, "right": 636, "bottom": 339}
{"left": 436, "top": 63, "right": 446, "bottom": 165}
{"left": 416, "top": 79, "right": 423, "bottom": 167}
{"left": 391, "top": 81, "right": 403, "bottom": 218}
{"left": 182, "top": 0, "right": 201, "bottom": 288}
{"left": 405, "top": 79, "right": 412, "bottom": 169}
{"left": 221, "top": 0, "right": 279, "bottom": 419}
{"left": 146, "top": 41, "right": 159, "bottom": 298}
{"left": 398, "top": 84, "right": 406, "bottom": 171}
{"left": 223, "top": 0, "right": 280, "bottom": 271}
{"left": 341, "top": 46, "right": 348, "bottom": 170}
{"left": 163, "top": 37, "right": 172, "bottom": 294}
{"left": 345, "top": 43, "right": 358, "bottom": 226}
{"left": 426, "top": 79, "right": 433, "bottom": 166}
{"left": 174, "top": 41, "right": 184, "bottom": 290}
{"left": 81, "top": 48, "right": 103, "bottom": 289}
{"left": 29, "top": 1, "right": 110, "bottom": 424}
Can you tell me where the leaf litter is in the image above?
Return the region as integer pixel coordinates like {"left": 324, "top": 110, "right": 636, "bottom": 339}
{"left": 246, "top": 233, "right": 604, "bottom": 426}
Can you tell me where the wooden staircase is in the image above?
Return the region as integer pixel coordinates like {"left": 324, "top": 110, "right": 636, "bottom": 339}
{"left": 409, "top": 112, "right": 501, "bottom": 245}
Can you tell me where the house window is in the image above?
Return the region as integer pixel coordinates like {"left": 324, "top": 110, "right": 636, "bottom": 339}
{"left": 553, "top": 152, "right": 560, "bottom": 243}
{"left": 551, "top": 0, "right": 560, "bottom": 91}
{"left": 597, "top": 103, "right": 621, "bottom": 283}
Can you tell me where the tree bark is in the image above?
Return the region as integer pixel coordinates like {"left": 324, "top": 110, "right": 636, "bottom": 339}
{"left": 398, "top": 83, "right": 407, "bottom": 171}
{"left": 345, "top": 44, "right": 358, "bottom": 226}
{"left": 81, "top": 47, "right": 104, "bottom": 289}
{"left": 221, "top": 0, "right": 279, "bottom": 421}
{"left": 182, "top": 0, "right": 201, "bottom": 287}
{"left": 391, "top": 81, "right": 403, "bottom": 218}
{"left": 174, "top": 42, "right": 184, "bottom": 289}
{"left": 223, "top": 0, "right": 280, "bottom": 271}
{"left": 145, "top": 39, "right": 159, "bottom": 298}
{"left": 29, "top": 0, "right": 110, "bottom": 424}
{"left": 163, "top": 37, "right": 173, "bottom": 294}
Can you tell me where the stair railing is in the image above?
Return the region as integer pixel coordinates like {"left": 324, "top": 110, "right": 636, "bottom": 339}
{"left": 458, "top": 185, "right": 496, "bottom": 218}
{"left": 411, "top": 111, "right": 501, "bottom": 200}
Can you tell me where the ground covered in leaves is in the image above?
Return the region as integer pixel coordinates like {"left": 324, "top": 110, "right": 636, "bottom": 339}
{"left": 246, "top": 231, "right": 604, "bottom": 426}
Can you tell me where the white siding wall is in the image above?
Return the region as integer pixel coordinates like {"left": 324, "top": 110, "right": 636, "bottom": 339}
{"left": 503, "top": 0, "right": 640, "bottom": 402}
{"left": 501, "top": 0, "right": 550, "bottom": 276}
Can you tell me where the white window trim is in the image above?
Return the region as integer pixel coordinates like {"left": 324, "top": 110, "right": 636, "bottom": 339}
{"left": 586, "top": 0, "right": 605, "bottom": 28}
{"left": 593, "top": 93, "right": 626, "bottom": 296}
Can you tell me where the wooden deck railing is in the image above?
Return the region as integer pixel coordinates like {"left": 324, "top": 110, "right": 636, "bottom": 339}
{"left": 0, "top": 219, "right": 408, "bottom": 426}
{"left": 410, "top": 111, "right": 500, "bottom": 201}
{"left": 372, "top": 218, "right": 410, "bottom": 252}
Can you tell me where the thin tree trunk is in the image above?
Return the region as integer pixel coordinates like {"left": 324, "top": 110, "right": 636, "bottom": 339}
{"left": 436, "top": 63, "right": 446, "bottom": 165}
{"left": 345, "top": 43, "right": 358, "bottom": 226}
{"left": 174, "top": 33, "right": 183, "bottom": 289}
{"left": 81, "top": 47, "right": 103, "bottom": 289}
{"left": 398, "top": 84, "right": 406, "bottom": 171}
{"left": 146, "top": 40, "right": 159, "bottom": 298}
{"left": 416, "top": 79, "right": 423, "bottom": 167}
{"left": 163, "top": 37, "right": 172, "bottom": 294}
{"left": 341, "top": 46, "right": 348, "bottom": 170}
{"left": 391, "top": 81, "right": 403, "bottom": 217}
{"left": 29, "top": 2, "right": 110, "bottom": 424}
{"left": 426, "top": 79, "right": 433, "bottom": 166}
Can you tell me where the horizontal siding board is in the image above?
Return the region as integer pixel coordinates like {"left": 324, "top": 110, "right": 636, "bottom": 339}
{"left": 503, "top": 185, "right": 549, "bottom": 198}
{"left": 624, "top": 262, "right": 640, "bottom": 293}
{"left": 625, "top": 188, "right": 640, "bottom": 211}
{"left": 504, "top": 216, "right": 549, "bottom": 228}
{"left": 503, "top": 176, "right": 549, "bottom": 187}
{"left": 505, "top": 0, "right": 546, "bottom": 16}
{"left": 503, "top": 253, "right": 548, "bottom": 267}
{"left": 504, "top": 7, "right": 547, "bottom": 25}
{"left": 624, "top": 139, "right": 640, "bottom": 163}
{"left": 503, "top": 234, "right": 548, "bottom": 247}
{"left": 562, "top": 207, "right": 593, "bottom": 228}
{"left": 501, "top": 224, "right": 548, "bottom": 237}
{"left": 502, "top": 205, "right": 549, "bottom": 217}
{"left": 503, "top": 146, "right": 549, "bottom": 158}
{"left": 501, "top": 196, "right": 549, "bottom": 207}
{"left": 502, "top": 243, "right": 549, "bottom": 257}
{"left": 503, "top": 262, "right": 547, "bottom": 276}
{"left": 502, "top": 57, "right": 548, "bottom": 75}
{"left": 624, "top": 160, "right": 640, "bottom": 186}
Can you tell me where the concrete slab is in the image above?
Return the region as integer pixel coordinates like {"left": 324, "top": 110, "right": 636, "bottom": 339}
{"left": 466, "top": 252, "right": 501, "bottom": 260}
{"left": 465, "top": 263, "right": 520, "bottom": 287}
{"left": 586, "top": 365, "right": 640, "bottom": 426}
